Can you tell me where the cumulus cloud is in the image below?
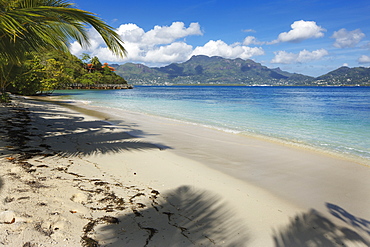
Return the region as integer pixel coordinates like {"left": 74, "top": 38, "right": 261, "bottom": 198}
{"left": 70, "top": 22, "right": 266, "bottom": 66}
{"left": 271, "top": 51, "right": 298, "bottom": 64}
{"left": 192, "top": 40, "right": 264, "bottom": 59}
{"left": 358, "top": 55, "right": 370, "bottom": 64}
{"left": 331, "top": 28, "right": 365, "bottom": 48}
{"left": 143, "top": 42, "right": 194, "bottom": 63}
{"left": 117, "top": 22, "right": 202, "bottom": 46}
{"left": 271, "top": 49, "right": 329, "bottom": 64}
{"left": 272, "top": 20, "right": 326, "bottom": 43}
{"left": 243, "top": 36, "right": 264, "bottom": 45}
{"left": 70, "top": 22, "right": 202, "bottom": 65}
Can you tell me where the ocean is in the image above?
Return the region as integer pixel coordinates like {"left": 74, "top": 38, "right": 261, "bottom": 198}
{"left": 54, "top": 86, "right": 370, "bottom": 163}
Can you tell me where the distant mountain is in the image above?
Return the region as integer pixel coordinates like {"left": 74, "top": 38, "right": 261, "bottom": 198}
{"left": 315, "top": 66, "right": 370, "bottom": 86}
{"left": 113, "top": 55, "right": 370, "bottom": 86}
{"left": 112, "top": 63, "right": 163, "bottom": 84}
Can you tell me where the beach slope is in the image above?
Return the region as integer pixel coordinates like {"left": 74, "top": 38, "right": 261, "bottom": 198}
{"left": 0, "top": 98, "right": 369, "bottom": 246}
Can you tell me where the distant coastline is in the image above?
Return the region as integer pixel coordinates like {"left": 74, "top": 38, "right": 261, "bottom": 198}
{"left": 64, "top": 83, "right": 134, "bottom": 90}
{"left": 112, "top": 55, "right": 370, "bottom": 87}
{"left": 130, "top": 83, "right": 369, "bottom": 87}
{"left": 53, "top": 86, "right": 370, "bottom": 163}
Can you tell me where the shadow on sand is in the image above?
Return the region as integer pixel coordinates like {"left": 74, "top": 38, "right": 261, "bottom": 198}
{"left": 273, "top": 207, "right": 370, "bottom": 247}
{"left": 4, "top": 99, "right": 369, "bottom": 246}
{"left": 36, "top": 115, "right": 167, "bottom": 157}
{"left": 90, "top": 186, "right": 249, "bottom": 247}
{"left": 1, "top": 99, "right": 170, "bottom": 158}
{"left": 327, "top": 203, "right": 370, "bottom": 238}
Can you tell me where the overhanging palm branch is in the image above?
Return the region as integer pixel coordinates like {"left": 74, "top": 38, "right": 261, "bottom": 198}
{"left": 0, "top": 0, "right": 126, "bottom": 93}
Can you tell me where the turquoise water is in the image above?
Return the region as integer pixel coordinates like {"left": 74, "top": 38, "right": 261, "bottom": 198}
{"left": 55, "top": 86, "right": 370, "bottom": 162}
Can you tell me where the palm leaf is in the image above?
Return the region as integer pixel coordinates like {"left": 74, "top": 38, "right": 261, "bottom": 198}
{"left": 0, "top": 0, "right": 127, "bottom": 92}
{"left": 1, "top": 0, "right": 126, "bottom": 59}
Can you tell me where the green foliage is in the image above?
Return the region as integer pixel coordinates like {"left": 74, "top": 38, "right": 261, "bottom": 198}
{"left": 0, "top": 0, "right": 127, "bottom": 101}
{"left": 78, "top": 72, "right": 103, "bottom": 85}
{"left": 103, "top": 65, "right": 112, "bottom": 75}
{"left": 0, "top": 92, "right": 11, "bottom": 103}
{"left": 80, "top": 53, "right": 91, "bottom": 64}
{"left": 8, "top": 53, "right": 45, "bottom": 95}
{"left": 6, "top": 53, "right": 72, "bottom": 95}
{"left": 41, "top": 50, "right": 86, "bottom": 80}
{"left": 7, "top": 50, "right": 128, "bottom": 94}
{"left": 90, "top": 56, "right": 102, "bottom": 70}
{"left": 0, "top": 0, "right": 126, "bottom": 65}
{"left": 41, "top": 58, "right": 71, "bottom": 92}
{"left": 77, "top": 66, "right": 127, "bottom": 85}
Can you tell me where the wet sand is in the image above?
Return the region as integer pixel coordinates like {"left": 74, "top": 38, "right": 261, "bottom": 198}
{"left": 73, "top": 98, "right": 370, "bottom": 215}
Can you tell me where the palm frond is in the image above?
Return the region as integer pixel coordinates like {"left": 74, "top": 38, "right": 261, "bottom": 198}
{"left": 0, "top": 0, "right": 127, "bottom": 92}
{"left": 1, "top": 0, "right": 126, "bottom": 60}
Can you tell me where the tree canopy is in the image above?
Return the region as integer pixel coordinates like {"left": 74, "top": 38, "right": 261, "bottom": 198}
{"left": 0, "top": 0, "right": 127, "bottom": 100}
{"left": 7, "top": 51, "right": 128, "bottom": 95}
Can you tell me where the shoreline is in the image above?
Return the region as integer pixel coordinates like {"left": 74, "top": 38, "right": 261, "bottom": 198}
{"left": 42, "top": 96, "right": 370, "bottom": 210}
{"left": 36, "top": 95, "right": 370, "bottom": 168}
{"left": 0, "top": 97, "right": 369, "bottom": 246}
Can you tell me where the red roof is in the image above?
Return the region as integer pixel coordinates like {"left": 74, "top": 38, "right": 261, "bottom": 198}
{"left": 86, "top": 63, "right": 116, "bottom": 71}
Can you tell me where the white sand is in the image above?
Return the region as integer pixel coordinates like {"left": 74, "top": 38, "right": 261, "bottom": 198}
{"left": 0, "top": 97, "right": 369, "bottom": 246}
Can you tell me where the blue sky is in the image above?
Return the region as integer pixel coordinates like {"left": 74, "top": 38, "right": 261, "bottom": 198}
{"left": 70, "top": 0, "right": 370, "bottom": 77}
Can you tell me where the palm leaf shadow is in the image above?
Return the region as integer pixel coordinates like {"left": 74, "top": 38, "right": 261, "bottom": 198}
{"left": 273, "top": 209, "right": 370, "bottom": 247}
{"left": 96, "top": 186, "right": 249, "bottom": 246}
{"left": 30, "top": 107, "right": 170, "bottom": 157}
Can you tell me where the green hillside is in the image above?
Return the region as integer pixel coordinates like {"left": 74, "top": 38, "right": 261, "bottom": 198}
{"left": 316, "top": 66, "right": 370, "bottom": 86}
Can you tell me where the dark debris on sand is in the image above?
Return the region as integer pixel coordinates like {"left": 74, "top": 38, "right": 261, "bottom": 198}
{"left": 1, "top": 101, "right": 165, "bottom": 247}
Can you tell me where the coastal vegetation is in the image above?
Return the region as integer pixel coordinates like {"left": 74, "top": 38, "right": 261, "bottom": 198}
{"left": 6, "top": 51, "right": 128, "bottom": 96}
{"left": 0, "top": 0, "right": 127, "bottom": 102}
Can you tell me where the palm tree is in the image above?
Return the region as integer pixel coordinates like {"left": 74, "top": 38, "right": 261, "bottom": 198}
{"left": 90, "top": 56, "right": 102, "bottom": 72}
{"left": 0, "top": 0, "right": 127, "bottom": 99}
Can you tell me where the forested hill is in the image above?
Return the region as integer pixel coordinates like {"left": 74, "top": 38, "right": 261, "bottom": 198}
{"left": 113, "top": 55, "right": 314, "bottom": 85}
{"left": 316, "top": 66, "right": 370, "bottom": 85}
{"left": 112, "top": 55, "right": 370, "bottom": 86}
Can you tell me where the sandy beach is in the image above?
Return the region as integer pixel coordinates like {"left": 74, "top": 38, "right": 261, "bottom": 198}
{"left": 0, "top": 97, "right": 369, "bottom": 247}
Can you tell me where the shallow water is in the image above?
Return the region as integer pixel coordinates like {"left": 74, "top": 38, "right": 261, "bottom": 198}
{"left": 54, "top": 86, "right": 370, "bottom": 162}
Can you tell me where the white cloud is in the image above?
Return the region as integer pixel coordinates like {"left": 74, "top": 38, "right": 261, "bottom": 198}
{"left": 358, "top": 55, "right": 370, "bottom": 64}
{"left": 70, "top": 22, "right": 266, "bottom": 66}
{"left": 192, "top": 40, "right": 264, "bottom": 59}
{"left": 69, "top": 28, "right": 104, "bottom": 55}
{"left": 298, "top": 49, "right": 329, "bottom": 62}
{"left": 271, "top": 49, "right": 329, "bottom": 64}
{"left": 69, "top": 41, "right": 84, "bottom": 55}
{"left": 243, "top": 29, "right": 256, "bottom": 33}
{"left": 116, "top": 23, "right": 145, "bottom": 43}
{"left": 143, "top": 42, "right": 194, "bottom": 63}
{"left": 117, "top": 22, "right": 202, "bottom": 46}
{"left": 272, "top": 20, "right": 326, "bottom": 43}
{"left": 271, "top": 51, "right": 297, "bottom": 64}
{"left": 332, "top": 28, "right": 365, "bottom": 48}
{"left": 243, "top": 36, "right": 264, "bottom": 45}
{"left": 70, "top": 22, "right": 202, "bottom": 66}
